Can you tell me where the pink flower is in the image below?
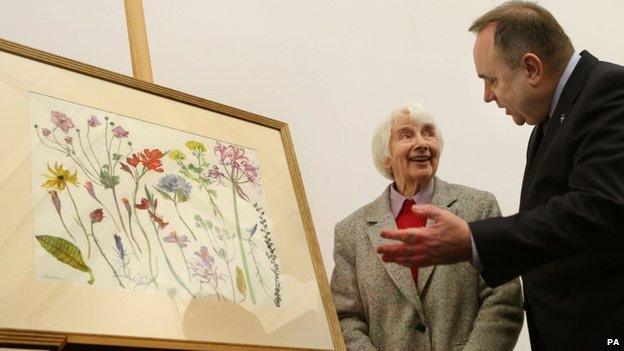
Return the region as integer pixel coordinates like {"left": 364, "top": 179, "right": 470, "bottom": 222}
{"left": 48, "top": 190, "right": 61, "bottom": 213}
{"left": 64, "top": 136, "right": 73, "bottom": 144}
{"left": 112, "top": 126, "right": 129, "bottom": 138}
{"left": 163, "top": 231, "right": 190, "bottom": 248}
{"left": 214, "top": 142, "right": 250, "bottom": 171}
{"left": 89, "top": 208, "right": 104, "bottom": 223}
{"left": 121, "top": 197, "right": 132, "bottom": 217}
{"left": 242, "top": 161, "right": 261, "bottom": 186}
{"left": 226, "top": 145, "right": 248, "bottom": 170}
{"left": 50, "top": 111, "right": 75, "bottom": 134}
{"left": 214, "top": 142, "right": 227, "bottom": 163}
{"left": 42, "top": 128, "right": 51, "bottom": 137}
{"left": 87, "top": 115, "right": 102, "bottom": 127}
{"left": 84, "top": 181, "right": 98, "bottom": 200}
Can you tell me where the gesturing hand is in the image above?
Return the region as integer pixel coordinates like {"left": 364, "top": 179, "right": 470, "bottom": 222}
{"left": 377, "top": 204, "right": 473, "bottom": 268}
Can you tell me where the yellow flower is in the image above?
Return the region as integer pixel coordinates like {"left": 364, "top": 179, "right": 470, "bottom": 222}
{"left": 185, "top": 141, "right": 206, "bottom": 152}
{"left": 42, "top": 163, "right": 79, "bottom": 191}
{"left": 168, "top": 149, "right": 186, "bottom": 162}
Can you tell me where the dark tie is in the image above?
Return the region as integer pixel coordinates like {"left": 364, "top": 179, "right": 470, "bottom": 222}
{"left": 395, "top": 199, "right": 426, "bottom": 285}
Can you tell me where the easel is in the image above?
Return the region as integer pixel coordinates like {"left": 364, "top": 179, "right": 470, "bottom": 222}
{"left": 123, "top": 0, "right": 153, "bottom": 83}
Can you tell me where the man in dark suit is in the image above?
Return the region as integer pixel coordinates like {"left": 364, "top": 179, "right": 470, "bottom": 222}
{"left": 377, "top": 1, "right": 624, "bottom": 350}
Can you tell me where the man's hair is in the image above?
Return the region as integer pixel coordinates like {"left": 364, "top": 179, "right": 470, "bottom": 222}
{"left": 469, "top": 1, "right": 574, "bottom": 71}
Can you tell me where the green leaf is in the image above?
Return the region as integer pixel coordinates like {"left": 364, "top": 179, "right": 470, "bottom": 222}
{"left": 36, "top": 235, "right": 95, "bottom": 284}
{"left": 236, "top": 266, "right": 247, "bottom": 297}
{"left": 112, "top": 153, "right": 122, "bottom": 161}
{"left": 177, "top": 191, "right": 188, "bottom": 202}
{"left": 99, "top": 169, "right": 119, "bottom": 189}
{"left": 144, "top": 185, "right": 153, "bottom": 203}
{"left": 153, "top": 186, "right": 173, "bottom": 201}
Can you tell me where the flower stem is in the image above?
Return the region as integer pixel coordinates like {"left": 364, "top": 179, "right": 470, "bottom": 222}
{"left": 178, "top": 246, "right": 191, "bottom": 282}
{"left": 111, "top": 186, "right": 141, "bottom": 256}
{"left": 174, "top": 199, "right": 197, "bottom": 241}
{"left": 66, "top": 187, "right": 91, "bottom": 258}
{"left": 91, "top": 223, "right": 125, "bottom": 288}
{"left": 150, "top": 220, "right": 195, "bottom": 298}
{"left": 231, "top": 180, "right": 255, "bottom": 304}
{"left": 133, "top": 180, "right": 157, "bottom": 288}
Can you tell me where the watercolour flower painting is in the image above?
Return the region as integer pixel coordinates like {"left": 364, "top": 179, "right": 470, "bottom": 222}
{"left": 29, "top": 92, "right": 282, "bottom": 307}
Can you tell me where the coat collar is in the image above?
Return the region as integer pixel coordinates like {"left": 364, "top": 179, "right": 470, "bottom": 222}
{"left": 364, "top": 177, "right": 458, "bottom": 310}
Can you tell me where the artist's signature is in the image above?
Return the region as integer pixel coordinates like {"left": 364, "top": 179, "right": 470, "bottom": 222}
{"left": 39, "top": 274, "right": 63, "bottom": 281}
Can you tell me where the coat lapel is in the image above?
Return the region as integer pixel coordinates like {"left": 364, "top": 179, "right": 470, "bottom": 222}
{"left": 365, "top": 187, "right": 421, "bottom": 309}
{"left": 521, "top": 51, "right": 598, "bottom": 207}
{"left": 420, "top": 178, "right": 458, "bottom": 292}
{"left": 365, "top": 177, "right": 459, "bottom": 307}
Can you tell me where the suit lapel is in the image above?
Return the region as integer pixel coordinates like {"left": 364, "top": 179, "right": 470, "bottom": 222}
{"left": 365, "top": 187, "right": 421, "bottom": 309}
{"left": 521, "top": 51, "right": 599, "bottom": 208}
{"left": 520, "top": 124, "right": 543, "bottom": 209}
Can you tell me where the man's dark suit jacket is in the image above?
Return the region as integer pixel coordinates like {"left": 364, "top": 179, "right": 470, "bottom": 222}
{"left": 470, "top": 51, "right": 624, "bottom": 350}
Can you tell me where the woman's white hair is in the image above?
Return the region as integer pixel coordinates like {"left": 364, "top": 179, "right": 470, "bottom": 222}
{"left": 372, "top": 102, "right": 444, "bottom": 180}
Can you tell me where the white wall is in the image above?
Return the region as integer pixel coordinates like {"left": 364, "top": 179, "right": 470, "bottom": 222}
{"left": 1, "top": 1, "right": 623, "bottom": 350}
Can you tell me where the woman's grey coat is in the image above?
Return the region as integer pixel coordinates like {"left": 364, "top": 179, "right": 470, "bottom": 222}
{"left": 330, "top": 177, "right": 523, "bottom": 350}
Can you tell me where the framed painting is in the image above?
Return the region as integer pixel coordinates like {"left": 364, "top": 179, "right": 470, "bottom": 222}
{"left": 0, "top": 37, "right": 345, "bottom": 351}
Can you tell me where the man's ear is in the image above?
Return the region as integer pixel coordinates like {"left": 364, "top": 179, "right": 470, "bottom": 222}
{"left": 521, "top": 53, "right": 543, "bottom": 86}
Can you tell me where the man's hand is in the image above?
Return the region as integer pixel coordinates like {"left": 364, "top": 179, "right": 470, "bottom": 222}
{"left": 377, "top": 204, "right": 473, "bottom": 268}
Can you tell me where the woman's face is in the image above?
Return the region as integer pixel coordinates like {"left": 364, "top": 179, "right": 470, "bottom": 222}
{"left": 384, "top": 115, "right": 440, "bottom": 196}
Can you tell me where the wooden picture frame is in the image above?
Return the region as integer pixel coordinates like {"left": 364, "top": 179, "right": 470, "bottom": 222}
{"left": 0, "top": 37, "right": 345, "bottom": 351}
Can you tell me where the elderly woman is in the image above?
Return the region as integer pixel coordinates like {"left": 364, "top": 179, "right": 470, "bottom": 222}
{"left": 330, "top": 103, "right": 523, "bottom": 350}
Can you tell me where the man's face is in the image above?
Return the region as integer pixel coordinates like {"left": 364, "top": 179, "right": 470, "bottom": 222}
{"left": 473, "top": 24, "right": 546, "bottom": 126}
{"left": 385, "top": 115, "right": 440, "bottom": 192}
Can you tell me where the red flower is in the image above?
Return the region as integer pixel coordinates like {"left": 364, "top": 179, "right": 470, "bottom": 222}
{"left": 139, "top": 148, "right": 164, "bottom": 172}
{"left": 126, "top": 148, "right": 164, "bottom": 173}
{"left": 148, "top": 210, "right": 168, "bottom": 229}
{"left": 89, "top": 208, "right": 104, "bottom": 223}
{"left": 120, "top": 162, "right": 132, "bottom": 174}
{"left": 127, "top": 154, "right": 140, "bottom": 167}
{"left": 134, "top": 198, "right": 150, "bottom": 210}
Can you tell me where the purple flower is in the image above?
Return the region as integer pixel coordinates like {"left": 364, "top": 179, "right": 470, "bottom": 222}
{"left": 42, "top": 128, "right": 51, "bottom": 137}
{"left": 114, "top": 234, "right": 126, "bottom": 260}
{"left": 189, "top": 246, "right": 227, "bottom": 285}
{"left": 64, "top": 136, "right": 73, "bottom": 144}
{"left": 50, "top": 111, "right": 75, "bottom": 134}
{"left": 207, "top": 165, "right": 225, "bottom": 183}
{"left": 195, "top": 246, "right": 214, "bottom": 267}
{"left": 163, "top": 231, "right": 190, "bottom": 248}
{"left": 87, "top": 115, "right": 102, "bottom": 127}
{"left": 112, "top": 125, "right": 129, "bottom": 138}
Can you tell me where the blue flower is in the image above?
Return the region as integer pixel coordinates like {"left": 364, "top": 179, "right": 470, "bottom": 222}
{"left": 158, "top": 174, "right": 191, "bottom": 200}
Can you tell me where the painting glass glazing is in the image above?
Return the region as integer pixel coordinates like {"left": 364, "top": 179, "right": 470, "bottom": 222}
{"left": 30, "top": 92, "right": 282, "bottom": 307}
